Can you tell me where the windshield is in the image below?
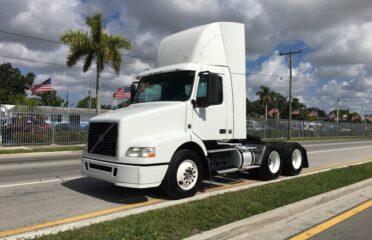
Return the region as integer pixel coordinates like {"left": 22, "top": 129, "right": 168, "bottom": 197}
{"left": 133, "top": 71, "right": 195, "bottom": 103}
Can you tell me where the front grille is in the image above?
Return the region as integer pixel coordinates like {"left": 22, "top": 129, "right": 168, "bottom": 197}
{"left": 88, "top": 122, "right": 118, "bottom": 156}
{"left": 89, "top": 163, "right": 112, "bottom": 172}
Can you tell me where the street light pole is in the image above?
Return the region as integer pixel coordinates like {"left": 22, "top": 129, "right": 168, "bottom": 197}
{"left": 336, "top": 98, "right": 340, "bottom": 125}
{"left": 280, "top": 50, "right": 302, "bottom": 139}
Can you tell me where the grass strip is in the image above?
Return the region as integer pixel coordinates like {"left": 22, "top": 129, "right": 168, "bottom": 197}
{"left": 37, "top": 162, "right": 372, "bottom": 240}
{"left": 265, "top": 135, "right": 372, "bottom": 142}
{"left": 0, "top": 146, "right": 84, "bottom": 154}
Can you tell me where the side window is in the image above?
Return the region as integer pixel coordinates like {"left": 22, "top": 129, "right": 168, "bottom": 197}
{"left": 196, "top": 74, "right": 223, "bottom": 105}
{"left": 136, "top": 83, "right": 162, "bottom": 102}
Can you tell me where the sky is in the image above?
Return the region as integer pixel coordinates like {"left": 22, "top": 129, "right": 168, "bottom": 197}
{"left": 0, "top": 0, "right": 371, "bottom": 115}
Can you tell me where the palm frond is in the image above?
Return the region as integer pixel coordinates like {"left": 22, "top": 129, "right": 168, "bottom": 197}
{"left": 61, "top": 30, "right": 94, "bottom": 68}
{"left": 103, "top": 33, "right": 132, "bottom": 74}
{"left": 107, "top": 35, "right": 131, "bottom": 50}
{"left": 86, "top": 14, "right": 102, "bottom": 44}
{"left": 83, "top": 52, "right": 95, "bottom": 72}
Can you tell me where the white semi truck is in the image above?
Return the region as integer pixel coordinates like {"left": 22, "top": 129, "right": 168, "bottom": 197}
{"left": 81, "top": 22, "right": 308, "bottom": 199}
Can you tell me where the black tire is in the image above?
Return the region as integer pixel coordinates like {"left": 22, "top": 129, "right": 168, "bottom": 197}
{"left": 282, "top": 142, "right": 304, "bottom": 176}
{"left": 162, "top": 149, "right": 203, "bottom": 199}
{"left": 258, "top": 144, "right": 283, "bottom": 180}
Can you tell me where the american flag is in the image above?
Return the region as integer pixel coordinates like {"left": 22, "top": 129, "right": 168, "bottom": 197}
{"left": 309, "top": 111, "right": 319, "bottom": 117}
{"left": 292, "top": 110, "right": 300, "bottom": 115}
{"left": 268, "top": 108, "right": 278, "bottom": 117}
{"left": 31, "top": 78, "right": 52, "bottom": 95}
{"left": 113, "top": 87, "right": 131, "bottom": 99}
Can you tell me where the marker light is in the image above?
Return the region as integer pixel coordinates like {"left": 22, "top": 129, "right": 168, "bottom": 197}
{"left": 126, "top": 147, "right": 156, "bottom": 158}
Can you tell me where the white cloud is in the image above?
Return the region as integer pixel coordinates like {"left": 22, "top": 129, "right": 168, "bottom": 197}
{"left": 0, "top": 0, "right": 372, "bottom": 112}
{"left": 247, "top": 53, "right": 318, "bottom": 106}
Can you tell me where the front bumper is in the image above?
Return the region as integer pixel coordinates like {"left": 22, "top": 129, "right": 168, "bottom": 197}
{"left": 81, "top": 157, "right": 169, "bottom": 189}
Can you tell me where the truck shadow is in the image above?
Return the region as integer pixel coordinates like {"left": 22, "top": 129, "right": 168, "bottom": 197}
{"left": 61, "top": 177, "right": 172, "bottom": 204}
{"left": 200, "top": 171, "right": 259, "bottom": 191}
{"left": 61, "top": 171, "right": 258, "bottom": 204}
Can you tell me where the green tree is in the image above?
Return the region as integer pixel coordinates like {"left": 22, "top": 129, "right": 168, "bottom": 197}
{"left": 38, "top": 91, "right": 65, "bottom": 107}
{"left": 10, "top": 95, "right": 41, "bottom": 106}
{"left": 256, "top": 86, "right": 272, "bottom": 120}
{"left": 77, "top": 96, "right": 97, "bottom": 109}
{"left": 61, "top": 14, "right": 131, "bottom": 115}
{"left": 77, "top": 96, "right": 112, "bottom": 109}
{"left": 0, "top": 63, "right": 35, "bottom": 104}
{"left": 269, "top": 92, "right": 286, "bottom": 118}
{"left": 329, "top": 109, "right": 350, "bottom": 122}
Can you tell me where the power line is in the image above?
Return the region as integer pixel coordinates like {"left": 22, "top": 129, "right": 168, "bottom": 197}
{"left": 0, "top": 29, "right": 155, "bottom": 61}
{"left": 246, "top": 71, "right": 285, "bottom": 78}
{"left": 0, "top": 54, "right": 135, "bottom": 77}
{"left": 0, "top": 29, "right": 61, "bottom": 44}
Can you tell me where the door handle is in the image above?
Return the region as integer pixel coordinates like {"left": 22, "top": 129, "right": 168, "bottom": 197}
{"left": 219, "top": 129, "right": 226, "bottom": 134}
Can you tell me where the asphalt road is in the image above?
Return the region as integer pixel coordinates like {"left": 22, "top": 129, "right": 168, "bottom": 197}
{"left": 311, "top": 206, "right": 372, "bottom": 240}
{"left": 0, "top": 139, "right": 371, "bottom": 232}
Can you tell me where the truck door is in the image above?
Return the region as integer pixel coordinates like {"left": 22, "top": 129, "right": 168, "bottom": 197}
{"left": 191, "top": 72, "right": 229, "bottom": 140}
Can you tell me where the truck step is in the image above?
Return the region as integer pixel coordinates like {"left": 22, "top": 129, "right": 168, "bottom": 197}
{"left": 242, "top": 165, "right": 260, "bottom": 170}
{"left": 216, "top": 168, "right": 240, "bottom": 174}
{"left": 216, "top": 165, "right": 260, "bottom": 174}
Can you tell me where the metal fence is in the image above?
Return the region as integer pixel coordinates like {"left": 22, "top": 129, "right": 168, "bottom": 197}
{"left": 0, "top": 104, "right": 107, "bottom": 146}
{"left": 1, "top": 104, "right": 371, "bottom": 146}
{"left": 247, "top": 118, "right": 372, "bottom": 139}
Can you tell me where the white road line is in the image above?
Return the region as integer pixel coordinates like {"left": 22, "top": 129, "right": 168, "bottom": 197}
{"left": 1, "top": 144, "right": 372, "bottom": 189}
{"left": 307, "top": 145, "right": 372, "bottom": 154}
{"left": 303, "top": 140, "right": 372, "bottom": 147}
{"left": 0, "top": 176, "right": 82, "bottom": 189}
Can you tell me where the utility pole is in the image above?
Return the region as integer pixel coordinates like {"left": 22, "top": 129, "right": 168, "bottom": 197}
{"left": 336, "top": 98, "right": 340, "bottom": 125}
{"left": 280, "top": 50, "right": 302, "bottom": 139}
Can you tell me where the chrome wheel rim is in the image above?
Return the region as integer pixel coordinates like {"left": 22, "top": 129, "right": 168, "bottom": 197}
{"left": 268, "top": 151, "right": 281, "bottom": 173}
{"left": 292, "top": 149, "right": 302, "bottom": 169}
{"left": 176, "top": 160, "right": 198, "bottom": 190}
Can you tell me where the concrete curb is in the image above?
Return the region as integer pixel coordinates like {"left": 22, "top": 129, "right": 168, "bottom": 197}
{"left": 3, "top": 160, "right": 372, "bottom": 240}
{"left": 0, "top": 150, "right": 82, "bottom": 159}
{"left": 185, "top": 177, "right": 372, "bottom": 240}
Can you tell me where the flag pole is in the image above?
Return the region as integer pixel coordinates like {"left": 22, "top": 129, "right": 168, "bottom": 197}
{"left": 66, "top": 91, "right": 69, "bottom": 108}
{"left": 88, "top": 82, "right": 92, "bottom": 110}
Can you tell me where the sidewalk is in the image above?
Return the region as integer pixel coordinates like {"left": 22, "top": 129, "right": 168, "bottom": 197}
{"left": 0, "top": 144, "right": 85, "bottom": 151}
{"left": 186, "top": 178, "right": 372, "bottom": 240}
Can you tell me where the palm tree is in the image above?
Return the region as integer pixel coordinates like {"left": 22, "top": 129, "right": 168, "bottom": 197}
{"left": 256, "top": 86, "right": 272, "bottom": 120}
{"left": 61, "top": 14, "right": 131, "bottom": 114}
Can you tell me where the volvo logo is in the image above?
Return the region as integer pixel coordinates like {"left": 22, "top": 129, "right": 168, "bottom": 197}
{"left": 98, "top": 134, "right": 105, "bottom": 143}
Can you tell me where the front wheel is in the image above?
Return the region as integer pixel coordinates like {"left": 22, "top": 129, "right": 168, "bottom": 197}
{"left": 258, "top": 144, "right": 283, "bottom": 180}
{"left": 162, "top": 149, "right": 203, "bottom": 199}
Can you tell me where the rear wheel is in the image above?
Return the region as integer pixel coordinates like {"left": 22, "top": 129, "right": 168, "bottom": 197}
{"left": 162, "top": 149, "right": 203, "bottom": 199}
{"left": 258, "top": 144, "right": 283, "bottom": 180}
{"left": 282, "top": 142, "right": 304, "bottom": 176}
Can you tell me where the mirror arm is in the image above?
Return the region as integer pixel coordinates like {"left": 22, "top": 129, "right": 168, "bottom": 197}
{"left": 191, "top": 99, "right": 198, "bottom": 108}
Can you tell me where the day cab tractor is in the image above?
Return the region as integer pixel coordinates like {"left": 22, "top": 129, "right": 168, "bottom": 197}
{"left": 81, "top": 22, "right": 309, "bottom": 199}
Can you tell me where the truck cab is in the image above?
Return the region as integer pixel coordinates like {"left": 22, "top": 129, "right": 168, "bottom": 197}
{"left": 81, "top": 22, "right": 308, "bottom": 199}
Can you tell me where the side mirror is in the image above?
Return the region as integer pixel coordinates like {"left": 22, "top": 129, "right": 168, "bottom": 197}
{"left": 207, "top": 73, "right": 220, "bottom": 105}
{"left": 130, "top": 81, "right": 139, "bottom": 103}
{"left": 192, "top": 98, "right": 209, "bottom": 108}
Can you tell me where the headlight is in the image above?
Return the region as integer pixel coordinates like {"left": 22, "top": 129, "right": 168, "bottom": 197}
{"left": 125, "top": 147, "right": 156, "bottom": 158}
